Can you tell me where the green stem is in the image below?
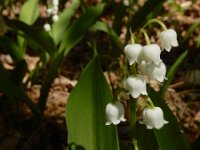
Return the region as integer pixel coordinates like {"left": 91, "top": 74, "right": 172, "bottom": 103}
{"left": 130, "top": 63, "right": 137, "bottom": 76}
{"left": 143, "top": 18, "right": 167, "bottom": 31}
{"left": 130, "top": 29, "right": 135, "bottom": 44}
{"left": 146, "top": 96, "right": 155, "bottom": 109}
{"left": 130, "top": 99, "right": 137, "bottom": 138}
{"left": 132, "top": 139, "right": 139, "bottom": 150}
{"left": 140, "top": 28, "right": 150, "bottom": 45}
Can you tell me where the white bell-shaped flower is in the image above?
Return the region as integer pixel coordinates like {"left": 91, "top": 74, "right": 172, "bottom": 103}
{"left": 142, "top": 44, "right": 161, "bottom": 65}
{"left": 160, "top": 29, "right": 178, "bottom": 52}
{"left": 139, "top": 60, "right": 166, "bottom": 82}
{"left": 52, "top": 0, "right": 59, "bottom": 6}
{"left": 43, "top": 23, "right": 51, "bottom": 32}
{"left": 47, "top": 8, "right": 53, "bottom": 15}
{"left": 126, "top": 75, "right": 147, "bottom": 98}
{"left": 141, "top": 107, "right": 168, "bottom": 129}
{"left": 52, "top": 15, "right": 59, "bottom": 22}
{"left": 105, "top": 102, "right": 126, "bottom": 125}
{"left": 124, "top": 44, "right": 143, "bottom": 65}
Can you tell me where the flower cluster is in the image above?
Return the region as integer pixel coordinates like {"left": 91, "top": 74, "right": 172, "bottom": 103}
{"left": 43, "top": 0, "right": 60, "bottom": 32}
{"left": 105, "top": 19, "right": 178, "bottom": 130}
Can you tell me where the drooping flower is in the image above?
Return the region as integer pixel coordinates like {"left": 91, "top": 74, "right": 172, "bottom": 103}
{"left": 142, "top": 44, "right": 161, "bottom": 65}
{"left": 124, "top": 44, "right": 143, "bottom": 65}
{"left": 159, "top": 29, "right": 178, "bottom": 52}
{"left": 105, "top": 102, "right": 126, "bottom": 125}
{"left": 43, "top": 23, "right": 51, "bottom": 32}
{"left": 52, "top": 15, "right": 59, "bottom": 22}
{"left": 52, "top": 0, "right": 59, "bottom": 6}
{"left": 126, "top": 75, "right": 147, "bottom": 98}
{"left": 141, "top": 107, "right": 168, "bottom": 129}
{"left": 139, "top": 60, "right": 166, "bottom": 82}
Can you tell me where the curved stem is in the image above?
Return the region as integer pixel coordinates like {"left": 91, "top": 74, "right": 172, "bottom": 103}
{"left": 129, "top": 29, "right": 135, "bottom": 44}
{"left": 140, "top": 28, "right": 150, "bottom": 45}
{"left": 146, "top": 96, "right": 155, "bottom": 109}
{"left": 143, "top": 18, "right": 167, "bottom": 31}
{"left": 132, "top": 139, "right": 139, "bottom": 150}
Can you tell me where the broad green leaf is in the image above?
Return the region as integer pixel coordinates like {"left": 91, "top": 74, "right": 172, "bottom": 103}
{"left": 10, "top": 60, "right": 27, "bottom": 85}
{"left": 19, "top": 0, "right": 39, "bottom": 25}
{"left": 7, "top": 20, "right": 56, "bottom": 57}
{"left": 38, "top": 3, "right": 104, "bottom": 116}
{"left": 52, "top": 0, "right": 80, "bottom": 45}
{"left": 136, "top": 123, "right": 158, "bottom": 150}
{"left": 0, "top": 64, "right": 40, "bottom": 119}
{"left": 66, "top": 56, "right": 120, "bottom": 150}
{"left": 160, "top": 50, "right": 188, "bottom": 97}
{"left": 148, "top": 89, "right": 190, "bottom": 150}
{"left": 90, "top": 21, "right": 123, "bottom": 49}
{"left": 112, "top": 2, "right": 127, "bottom": 35}
{"left": 18, "top": 0, "right": 39, "bottom": 53}
{"left": 38, "top": 51, "right": 64, "bottom": 114}
{"left": 184, "top": 21, "right": 200, "bottom": 42}
{"left": 0, "top": 36, "right": 22, "bottom": 62}
{"left": 59, "top": 3, "right": 105, "bottom": 56}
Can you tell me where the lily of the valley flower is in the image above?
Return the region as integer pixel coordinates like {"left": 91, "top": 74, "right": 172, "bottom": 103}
{"left": 124, "top": 44, "right": 143, "bottom": 65}
{"left": 52, "top": 15, "right": 59, "bottom": 22}
{"left": 139, "top": 60, "right": 166, "bottom": 82}
{"left": 43, "top": 23, "right": 51, "bottom": 32}
{"left": 105, "top": 102, "right": 126, "bottom": 125}
{"left": 52, "top": 0, "right": 59, "bottom": 6}
{"left": 126, "top": 75, "right": 147, "bottom": 98}
{"left": 159, "top": 29, "right": 178, "bottom": 52}
{"left": 141, "top": 107, "right": 168, "bottom": 129}
{"left": 142, "top": 44, "right": 161, "bottom": 65}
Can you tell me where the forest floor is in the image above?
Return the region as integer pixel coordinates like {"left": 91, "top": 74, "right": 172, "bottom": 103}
{"left": 0, "top": 0, "right": 200, "bottom": 149}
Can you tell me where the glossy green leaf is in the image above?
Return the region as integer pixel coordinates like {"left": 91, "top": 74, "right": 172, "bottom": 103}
{"left": 0, "top": 64, "right": 40, "bottom": 118}
{"left": 18, "top": 0, "right": 39, "bottom": 53}
{"left": 19, "top": 0, "right": 39, "bottom": 25}
{"left": 136, "top": 123, "right": 158, "bottom": 150}
{"left": 38, "top": 51, "right": 64, "bottom": 114}
{"left": 90, "top": 21, "right": 123, "bottom": 49}
{"left": 0, "top": 36, "right": 22, "bottom": 62}
{"left": 39, "top": 3, "right": 104, "bottom": 117}
{"left": 184, "top": 21, "right": 200, "bottom": 42}
{"left": 160, "top": 50, "right": 188, "bottom": 97}
{"left": 148, "top": 89, "right": 190, "bottom": 150}
{"left": 52, "top": 0, "right": 80, "bottom": 45}
{"left": 66, "top": 56, "right": 120, "bottom": 150}
{"left": 59, "top": 3, "right": 105, "bottom": 56}
{"left": 7, "top": 20, "right": 56, "bottom": 57}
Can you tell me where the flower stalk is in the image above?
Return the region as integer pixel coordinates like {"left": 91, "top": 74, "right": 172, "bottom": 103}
{"left": 146, "top": 96, "right": 155, "bottom": 109}
{"left": 140, "top": 28, "right": 150, "bottom": 45}
{"left": 132, "top": 139, "right": 139, "bottom": 150}
{"left": 143, "top": 18, "right": 168, "bottom": 31}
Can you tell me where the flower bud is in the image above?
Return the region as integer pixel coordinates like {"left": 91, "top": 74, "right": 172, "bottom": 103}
{"left": 47, "top": 8, "right": 53, "bottom": 15}
{"left": 52, "top": 15, "right": 59, "bottom": 22}
{"left": 159, "top": 29, "right": 178, "bottom": 52}
{"left": 43, "top": 23, "right": 51, "bottom": 32}
{"left": 105, "top": 102, "right": 126, "bottom": 125}
{"left": 141, "top": 107, "right": 168, "bottom": 129}
{"left": 126, "top": 75, "right": 147, "bottom": 98}
{"left": 142, "top": 44, "right": 161, "bottom": 65}
{"left": 124, "top": 44, "right": 143, "bottom": 65}
{"left": 52, "top": 0, "right": 59, "bottom": 6}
